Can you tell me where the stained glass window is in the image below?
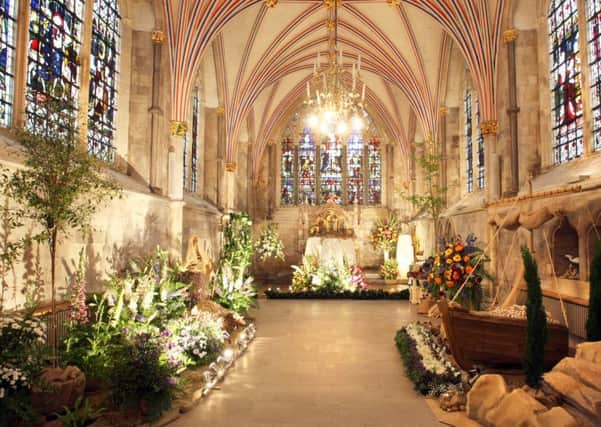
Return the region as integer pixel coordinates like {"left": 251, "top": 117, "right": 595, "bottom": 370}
{"left": 549, "top": 0, "right": 584, "bottom": 164}
{"left": 0, "top": 0, "right": 17, "bottom": 128}
{"left": 319, "top": 136, "right": 343, "bottom": 204}
{"left": 367, "top": 137, "right": 382, "bottom": 205}
{"left": 88, "top": 0, "right": 120, "bottom": 161}
{"left": 588, "top": 0, "right": 601, "bottom": 151}
{"left": 190, "top": 93, "right": 199, "bottom": 193}
{"left": 27, "top": 0, "right": 84, "bottom": 130}
{"left": 281, "top": 137, "right": 295, "bottom": 205}
{"left": 476, "top": 99, "right": 485, "bottom": 190}
{"left": 347, "top": 130, "right": 364, "bottom": 204}
{"left": 465, "top": 90, "right": 474, "bottom": 193}
{"left": 298, "top": 128, "right": 316, "bottom": 205}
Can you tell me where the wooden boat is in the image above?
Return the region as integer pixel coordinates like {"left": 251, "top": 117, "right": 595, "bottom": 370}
{"left": 438, "top": 300, "right": 569, "bottom": 371}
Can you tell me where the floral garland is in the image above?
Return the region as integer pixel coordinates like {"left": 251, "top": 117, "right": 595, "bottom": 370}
{"left": 255, "top": 223, "right": 285, "bottom": 262}
{"left": 395, "top": 322, "right": 461, "bottom": 396}
{"left": 369, "top": 214, "right": 401, "bottom": 253}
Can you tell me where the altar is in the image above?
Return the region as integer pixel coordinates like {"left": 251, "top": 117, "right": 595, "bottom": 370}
{"left": 303, "top": 200, "right": 357, "bottom": 266}
{"left": 305, "top": 236, "right": 356, "bottom": 266}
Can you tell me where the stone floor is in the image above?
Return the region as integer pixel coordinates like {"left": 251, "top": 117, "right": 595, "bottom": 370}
{"left": 172, "top": 300, "right": 442, "bottom": 427}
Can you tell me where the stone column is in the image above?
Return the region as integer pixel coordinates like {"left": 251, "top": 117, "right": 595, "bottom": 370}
{"left": 482, "top": 122, "right": 501, "bottom": 201}
{"left": 439, "top": 107, "right": 448, "bottom": 206}
{"left": 149, "top": 30, "right": 165, "bottom": 192}
{"left": 505, "top": 29, "right": 520, "bottom": 196}
{"left": 224, "top": 162, "right": 237, "bottom": 212}
{"left": 167, "top": 121, "right": 187, "bottom": 260}
{"left": 216, "top": 106, "right": 226, "bottom": 210}
{"left": 204, "top": 108, "right": 218, "bottom": 204}
{"left": 196, "top": 95, "right": 207, "bottom": 196}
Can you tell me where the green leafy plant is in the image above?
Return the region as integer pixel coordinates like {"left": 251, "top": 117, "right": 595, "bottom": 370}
{"left": 400, "top": 138, "right": 447, "bottom": 250}
{"left": 213, "top": 265, "right": 256, "bottom": 315}
{"left": 587, "top": 239, "right": 601, "bottom": 341}
{"left": 255, "top": 223, "right": 285, "bottom": 262}
{"left": 521, "top": 246, "right": 548, "bottom": 389}
{"left": 380, "top": 259, "right": 400, "bottom": 280}
{"left": 57, "top": 397, "right": 105, "bottom": 427}
{"left": 0, "top": 101, "right": 121, "bottom": 365}
{"left": 0, "top": 196, "right": 24, "bottom": 312}
{"left": 221, "top": 212, "right": 253, "bottom": 275}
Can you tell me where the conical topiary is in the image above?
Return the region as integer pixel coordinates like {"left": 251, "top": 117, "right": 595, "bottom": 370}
{"left": 521, "top": 246, "right": 548, "bottom": 388}
{"left": 587, "top": 239, "right": 601, "bottom": 341}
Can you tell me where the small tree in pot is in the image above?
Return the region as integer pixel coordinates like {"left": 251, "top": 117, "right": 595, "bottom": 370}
{"left": 1, "top": 101, "right": 120, "bottom": 366}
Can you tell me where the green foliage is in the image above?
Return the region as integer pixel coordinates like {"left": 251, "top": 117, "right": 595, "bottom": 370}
{"left": 221, "top": 212, "right": 253, "bottom": 274}
{"left": 255, "top": 223, "right": 285, "bottom": 262}
{"left": 0, "top": 196, "right": 24, "bottom": 311}
{"left": 57, "top": 397, "right": 105, "bottom": 427}
{"left": 521, "top": 246, "right": 548, "bottom": 388}
{"left": 212, "top": 265, "right": 256, "bottom": 315}
{"left": 266, "top": 288, "right": 410, "bottom": 300}
{"left": 587, "top": 239, "right": 601, "bottom": 341}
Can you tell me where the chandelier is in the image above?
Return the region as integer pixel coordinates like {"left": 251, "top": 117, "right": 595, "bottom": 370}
{"left": 304, "top": 2, "right": 366, "bottom": 140}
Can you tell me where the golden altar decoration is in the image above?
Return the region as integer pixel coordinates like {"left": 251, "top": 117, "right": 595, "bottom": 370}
{"left": 308, "top": 200, "right": 354, "bottom": 237}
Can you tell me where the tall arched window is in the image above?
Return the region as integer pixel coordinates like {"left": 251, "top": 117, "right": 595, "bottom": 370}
{"left": 26, "top": 0, "right": 84, "bottom": 129}
{"left": 464, "top": 89, "right": 474, "bottom": 193}
{"left": 88, "top": 0, "right": 120, "bottom": 161}
{"left": 298, "top": 127, "right": 316, "bottom": 205}
{"left": 588, "top": 0, "right": 601, "bottom": 151}
{"left": 476, "top": 98, "right": 485, "bottom": 190}
{"left": 281, "top": 136, "right": 295, "bottom": 205}
{"left": 0, "top": 0, "right": 17, "bottom": 128}
{"left": 549, "top": 0, "right": 584, "bottom": 164}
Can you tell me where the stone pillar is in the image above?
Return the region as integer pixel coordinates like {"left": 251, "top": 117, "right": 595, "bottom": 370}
{"left": 439, "top": 107, "right": 448, "bottom": 206}
{"left": 216, "top": 106, "right": 226, "bottom": 210}
{"left": 505, "top": 29, "right": 520, "bottom": 197}
{"left": 167, "top": 121, "right": 187, "bottom": 260}
{"left": 482, "top": 121, "right": 501, "bottom": 201}
{"left": 149, "top": 30, "right": 165, "bottom": 192}
{"left": 196, "top": 95, "right": 207, "bottom": 196}
{"left": 224, "top": 162, "right": 237, "bottom": 212}
{"left": 204, "top": 108, "right": 219, "bottom": 204}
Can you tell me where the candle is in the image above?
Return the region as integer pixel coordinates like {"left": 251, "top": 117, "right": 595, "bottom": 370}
{"left": 361, "top": 83, "right": 366, "bottom": 102}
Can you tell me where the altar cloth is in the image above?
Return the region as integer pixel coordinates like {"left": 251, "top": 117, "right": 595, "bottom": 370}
{"left": 305, "top": 237, "right": 356, "bottom": 266}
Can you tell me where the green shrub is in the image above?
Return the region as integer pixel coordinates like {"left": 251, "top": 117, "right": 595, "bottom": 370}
{"left": 587, "top": 239, "right": 601, "bottom": 341}
{"left": 521, "top": 246, "right": 548, "bottom": 388}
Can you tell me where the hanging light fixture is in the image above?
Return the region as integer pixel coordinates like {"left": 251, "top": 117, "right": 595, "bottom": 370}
{"left": 304, "top": 1, "right": 367, "bottom": 140}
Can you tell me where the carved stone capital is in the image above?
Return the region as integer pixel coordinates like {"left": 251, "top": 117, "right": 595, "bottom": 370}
{"left": 225, "top": 162, "right": 237, "bottom": 172}
{"left": 216, "top": 106, "right": 225, "bottom": 115}
{"left": 503, "top": 29, "right": 519, "bottom": 44}
{"left": 170, "top": 120, "right": 188, "bottom": 137}
{"left": 151, "top": 30, "right": 165, "bottom": 45}
{"left": 264, "top": 0, "right": 278, "bottom": 7}
{"left": 439, "top": 106, "right": 449, "bottom": 116}
{"left": 480, "top": 120, "right": 499, "bottom": 136}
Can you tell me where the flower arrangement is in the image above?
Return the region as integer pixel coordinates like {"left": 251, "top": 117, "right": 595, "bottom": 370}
{"left": 0, "top": 313, "right": 47, "bottom": 425}
{"left": 212, "top": 265, "right": 257, "bottom": 315}
{"left": 369, "top": 214, "right": 401, "bottom": 255}
{"left": 255, "top": 223, "right": 285, "bottom": 262}
{"left": 380, "top": 259, "right": 400, "bottom": 280}
{"left": 395, "top": 322, "right": 461, "bottom": 396}
{"left": 426, "top": 234, "right": 490, "bottom": 310}
{"left": 222, "top": 212, "right": 253, "bottom": 274}
{"left": 291, "top": 257, "right": 367, "bottom": 292}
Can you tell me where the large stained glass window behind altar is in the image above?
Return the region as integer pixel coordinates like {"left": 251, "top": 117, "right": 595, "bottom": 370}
{"left": 465, "top": 90, "right": 474, "bottom": 193}
{"left": 298, "top": 128, "right": 316, "bottom": 205}
{"left": 0, "top": 0, "right": 17, "bottom": 128}
{"left": 347, "top": 130, "right": 364, "bottom": 204}
{"left": 367, "top": 137, "right": 382, "bottom": 205}
{"left": 281, "top": 137, "right": 295, "bottom": 205}
{"left": 588, "top": 0, "right": 601, "bottom": 151}
{"left": 549, "top": 0, "right": 584, "bottom": 164}
{"left": 88, "top": 0, "right": 120, "bottom": 161}
{"left": 27, "top": 0, "right": 84, "bottom": 129}
{"left": 319, "top": 136, "right": 343, "bottom": 204}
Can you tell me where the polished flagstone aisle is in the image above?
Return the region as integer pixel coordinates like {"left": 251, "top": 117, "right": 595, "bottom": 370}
{"left": 173, "top": 300, "right": 442, "bottom": 427}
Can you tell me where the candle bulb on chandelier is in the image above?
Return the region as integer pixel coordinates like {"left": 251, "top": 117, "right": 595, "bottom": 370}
{"left": 361, "top": 82, "right": 366, "bottom": 102}
{"left": 352, "top": 64, "right": 356, "bottom": 91}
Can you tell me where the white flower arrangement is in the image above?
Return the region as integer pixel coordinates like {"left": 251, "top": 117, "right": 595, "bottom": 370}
{"left": 255, "top": 223, "right": 285, "bottom": 262}
{"left": 404, "top": 323, "right": 460, "bottom": 378}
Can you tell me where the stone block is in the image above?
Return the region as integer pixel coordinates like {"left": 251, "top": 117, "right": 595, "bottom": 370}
{"left": 553, "top": 357, "right": 601, "bottom": 393}
{"left": 536, "top": 407, "right": 579, "bottom": 427}
{"left": 487, "top": 388, "right": 546, "bottom": 427}
{"left": 575, "top": 341, "right": 601, "bottom": 364}
{"left": 544, "top": 371, "right": 601, "bottom": 420}
{"left": 466, "top": 374, "right": 507, "bottom": 424}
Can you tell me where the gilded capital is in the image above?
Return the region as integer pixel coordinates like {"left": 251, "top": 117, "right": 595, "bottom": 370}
{"left": 170, "top": 120, "right": 188, "bottom": 137}
{"left": 225, "top": 162, "right": 237, "bottom": 172}
{"left": 503, "top": 29, "right": 519, "bottom": 44}
{"left": 439, "top": 107, "right": 448, "bottom": 116}
{"left": 151, "top": 30, "right": 165, "bottom": 45}
{"left": 264, "top": 0, "right": 278, "bottom": 7}
{"left": 323, "top": 0, "right": 342, "bottom": 9}
{"left": 480, "top": 120, "right": 499, "bottom": 136}
{"left": 216, "top": 106, "right": 225, "bottom": 115}
{"left": 387, "top": 0, "right": 401, "bottom": 6}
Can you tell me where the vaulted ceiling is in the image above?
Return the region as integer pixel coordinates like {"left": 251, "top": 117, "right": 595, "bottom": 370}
{"left": 163, "top": 0, "right": 508, "bottom": 177}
